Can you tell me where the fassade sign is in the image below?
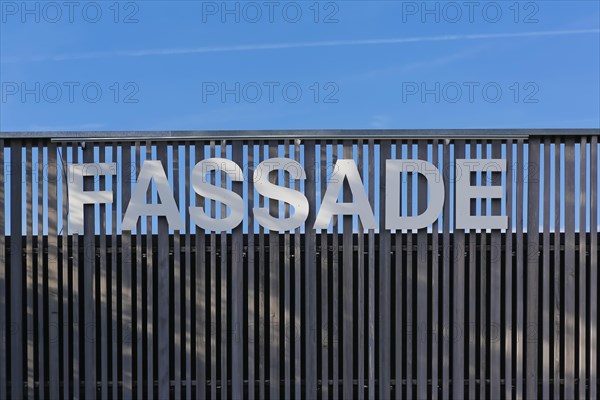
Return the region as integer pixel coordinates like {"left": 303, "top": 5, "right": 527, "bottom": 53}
{"left": 68, "top": 156, "right": 507, "bottom": 233}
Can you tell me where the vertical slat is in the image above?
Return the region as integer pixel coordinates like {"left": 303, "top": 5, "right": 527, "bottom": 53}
{"left": 121, "top": 142, "right": 133, "bottom": 399}
{"left": 247, "top": 142, "right": 255, "bottom": 400}
{"left": 10, "top": 140, "right": 24, "bottom": 400}
{"left": 231, "top": 141, "right": 244, "bottom": 400}
{"left": 453, "top": 140, "right": 465, "bottom": 399}
{"left": 578, "top": 136, "right": 587, "bottom": 400}
{"left": 110, "top": 143, "right": 118, "bottom": 400}
{"left": 490, "top": 141, "right": 502, "bottom": 399}
{"left": 504, "top": 140, "right": 514, "bottom": 400}
{"left": 394, "top": 142, "right": 404, "bottom": 400}
{"left": 304, "top": 140, "right": 318, "bottom": 400}
{"left": 83, "top": 143, "right": 96, "bottom": 400}
{"left": 343, "top": 141, "right": 354, "bottom": 400}
{"left": 194, "top": 141, "right": 207, "bottom": 400}
{"left": 542, "top": 139, "right": 551, "bottom": 399}
{"left": 138, "top": 143, "right": 146, "bottom": 399}
{"left": 258, "top": 141, "right": 265, "bottom": 400}
{"left": 526, "top": 138, "right": 540, "bottom": 400}
{"left": 135, "top": 142, "right": 144, "bottom": 400}
{"left": 283, "top": 141, "right": 291, "bottom": 400}
{"left": 219, "top": 141, "right": 228, "bottom": 400}
{"left": 589, "top": 135, "right": 597, "bottom": 400}
{"left": 99, "top": 146, "right": 109, "bottom": 400}
{"left": 207, "top": 140, "right": 217, "bottom": 400}
{"left": 431, "top": 140, "right": 439, "bottom": 400}
{"left": 553, "top": 138, "right": 561, "bottom": 400}
{"left": 367, "top": 140, "right": 375, "bottom": 400}
{"left": 468, "top": 141, "right": 477, "bottom": 400}
{"left": 60, "top": 143, "right": 70, "bottom": 399}
{"left": 405, "top": 141, "right": 413, "bottom": 400}
{"left": 564, "top": 138, "right": 576, "bottom": 398}
{"left": 479, "top": 142, "right": 488, "bottom": 400}
{"left": 129, "top": 144, "right": 136, "bottom": 399}
{"left": 468, "top": 225, "right": 476, "bottom": 400}
{"left": 0, "top": 139, "right": 6, "bottom": 400}
{"left": 357, "top": 139, "right": 365, "bottom": 400}
{"left": 332, "top": 142, "right": 339, "bottom": 400}
{"left": 25, "top": 143, "right": 34, "bottom": 399}
{"left": 38, "top": 143, "right": 45, "bottom": 400}
{"left": 293, "top": 140, "right": 302, "bottom": 400}
{"left": 417, "top": 140, "right": 428, "bottom": 399}
{"left": 320, "top": 143, "right": 329, "bottom": 399}
{"left": 442, "top": 140, "right": 451, "bottom": 399}
{"left": 48, "top": 143, "right": 60, "bottom": 400}
{"left": 209, "top": 140, "right": 218, "bottom": 400}
{"left": 515, "top": 139, "right": 524, "bottom": 400}
{"left": 138, "top": 144, "right": 146, "bottom": 398}
{"left": 379, "top": 140, "right": 391, "bottom": 399}
{"left": 268, "top": 141, "right": 280, "bottom": 399}
{"left": 34, "top": 142, "right": 47, "bottom": 399}
{"left": 184, "top": 143, "right": 192, "bottom": 400}
{"left": 173, "top": 144, "right": 182, "bottom": 400}
{"left": 145, "top": 142, "right": 155, "bottom": 400}
{"left": 72, "top": 144, "right": 81, "bottom": 400}
{"left": 157, "top": 142, "right": 170, "bottom": 400}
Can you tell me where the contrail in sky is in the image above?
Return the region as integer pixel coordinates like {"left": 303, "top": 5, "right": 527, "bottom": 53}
{"left": 3, "top": 29, "right": 599, "bottom": 63}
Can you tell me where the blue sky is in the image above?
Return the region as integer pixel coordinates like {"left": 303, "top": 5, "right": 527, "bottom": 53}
{"left": 0, "top": 1, "right": 599, "bottom": 236}
{"left": 1, "top": 0, "right": 599, "bottom": 131}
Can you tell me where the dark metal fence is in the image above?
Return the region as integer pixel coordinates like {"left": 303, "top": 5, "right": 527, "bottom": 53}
{"left": 0, "top": 130, "right": 598, "bottom": 399}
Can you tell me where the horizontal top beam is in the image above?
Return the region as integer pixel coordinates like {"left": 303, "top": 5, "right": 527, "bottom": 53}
{"left": 0, "top": 128, "right": 598, "bottom": 142}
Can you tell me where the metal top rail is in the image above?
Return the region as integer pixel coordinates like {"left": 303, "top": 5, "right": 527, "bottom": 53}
{"left": 0, "top": 128, "right": 599, "bottom": 141}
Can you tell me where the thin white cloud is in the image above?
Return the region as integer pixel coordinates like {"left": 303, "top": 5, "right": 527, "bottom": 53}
{"left": 2, "top": 29, "right": 599, "bottom": 63}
